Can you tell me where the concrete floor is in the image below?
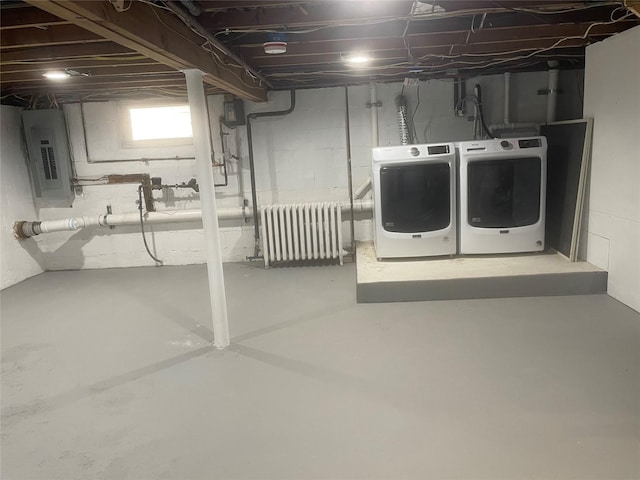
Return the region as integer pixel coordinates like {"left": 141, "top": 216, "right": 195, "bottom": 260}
{"left": 1, "top": 263, "right": 639, "bottom": 479}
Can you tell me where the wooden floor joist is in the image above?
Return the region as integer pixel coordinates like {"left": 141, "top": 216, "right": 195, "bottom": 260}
{"left": 23, "top": 0, "right": 267, "bottom": 102}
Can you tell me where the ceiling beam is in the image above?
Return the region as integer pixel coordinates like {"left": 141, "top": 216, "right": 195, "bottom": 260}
{"left": 0, "top": 43, "right": 140, "bottom": 63}
{"left": 5, "top": 75, "right": 189, "bottom": 91}
{"left": 0, "top": 24, "right": 106, "bottom": 50}
{"left": 624, "top": 0, "right": 640, "bottom": 18}
{"left": 0, "top": 64, "right": 177, "bottom": 83}
{"left": 23, "top": 0, "right": 267, "bottom": 102}
{"left": 1, "top": 58, "right": 161, "bottom": 75}
{"left": 201, "top": 0, "right": 413, "bottom": 30}
{"left": 0, "top": 6, "right": 70, "bottom": 30}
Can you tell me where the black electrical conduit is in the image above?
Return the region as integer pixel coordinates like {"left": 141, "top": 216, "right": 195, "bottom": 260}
{"left": 246, "top": 90, "right": 296, "bottom": 257}
{"left": 344, "top": 86, "right": 356, "bottom": 258}
{"left": 475, "top": 84, "right": 494, "bottom": 139}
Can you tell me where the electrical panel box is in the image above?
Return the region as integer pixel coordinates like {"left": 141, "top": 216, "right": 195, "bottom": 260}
{"left": 22, "top": 109, "right": 74, "bottom": 205}
{"left": 222, "top": 99, "right": 245, "bottom": 127}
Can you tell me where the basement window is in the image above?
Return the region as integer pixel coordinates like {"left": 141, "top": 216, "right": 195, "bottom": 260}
{"left": 120, "top": 103, "right": 193, "bottom": 147}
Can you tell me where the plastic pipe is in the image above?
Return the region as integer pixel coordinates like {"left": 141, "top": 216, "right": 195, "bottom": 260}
{"left": 184, "top": 68, "right": 229, "bottom": 349}
{"left": 370, "top": 82, "right": 379, "bottom": 147}
{"left": 487, "top": 72, "right": 539, "bottom": 133}
{"left": 504, "top": 72, "right": 511, "bottom": 126}
{"left": 14, "top": 201, "right": 373, "bottom": 239}
{"left": 353, "top": 176, "right": 372, "bottom": 199}
{"left": 547, "top": 67, "right": 559, "bottom": 123}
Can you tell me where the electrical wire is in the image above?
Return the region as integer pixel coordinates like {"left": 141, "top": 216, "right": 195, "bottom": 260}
{"left": 137, "top": 185, "right": 163, "bottom": 265}
{"left": 142, "top": 1, "right": 264, "bottom": 89}
{"left": 474, "top": 84, "right": 494, "bottom": 139}
{"left": 410, "top": 82, "right": 421, "bottom": 143}
{"left": 209, "top": 2, "right": 624, "bottom": 37}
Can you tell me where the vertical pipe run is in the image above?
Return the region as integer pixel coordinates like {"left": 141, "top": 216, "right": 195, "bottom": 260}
{"left": 345, "top": 86, "right": 356, "bottom": 257}
{"left": 246, "top": 90, "right": 296, "bottom": 257}
{"left": 370, "top": 82, "right": 378, "bottom": 147}
{"left": 547, "top": 67, "right": 559, "bottom": 123}
{"left": 504, "top": 72, "right": 511, "bottom": 126}
{"left": 183, "top": 69, "right": 230, "bottom": 349}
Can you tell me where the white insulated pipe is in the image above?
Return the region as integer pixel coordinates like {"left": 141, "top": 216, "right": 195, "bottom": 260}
{"left": 370, "top": 82, "right": 379, "bottom": 147}
{"left": 488, "top": 72, "right": 538, "bottom": 133}
{"left": 546, "top": 67, "right": 559, "bottom": 123}
{"left": 14, "top": 200, "right": 373, "bottom": 238}
{"left": 184, "top": 69, "right": 229, "bottom": 349}
{"left": 503, "top": 72, "right": 511, "bottom": 126}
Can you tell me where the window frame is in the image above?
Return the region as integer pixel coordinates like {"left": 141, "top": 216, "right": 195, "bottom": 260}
{"left": 117, "top": 100, "right": 194, "bottom": 149}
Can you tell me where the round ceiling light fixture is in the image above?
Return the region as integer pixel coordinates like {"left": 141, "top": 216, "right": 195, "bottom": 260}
{"left": 342, "top": 52, "right": 372, "bottom": 65}
{"left": 42, "top": 69, "right": 71, "bottom": 80}
{"left": 263, "top": 32, "right": 287, "bottom": 54}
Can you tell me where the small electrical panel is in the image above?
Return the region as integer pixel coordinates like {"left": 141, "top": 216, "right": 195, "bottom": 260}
{"left": 222, "top": 98, "right": 245, "bottom": 127}
{"left": 22, "top": 109, "right": 74, "bottom": 205}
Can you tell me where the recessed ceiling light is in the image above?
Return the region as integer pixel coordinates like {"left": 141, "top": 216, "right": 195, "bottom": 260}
{"left": 42, "top": 70, "right": 71, "bottom": 80}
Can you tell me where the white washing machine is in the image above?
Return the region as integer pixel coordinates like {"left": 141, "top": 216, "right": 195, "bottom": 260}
{"left": 458, "top": 137, "right": 547, "bottom": 254}
{"left": 372, "top": 143, "right": 456, "bottom": 259}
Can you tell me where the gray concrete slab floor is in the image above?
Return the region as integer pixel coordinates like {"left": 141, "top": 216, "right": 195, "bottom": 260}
{"left": 1, "top": 263, "right": 639, "bottom": 479}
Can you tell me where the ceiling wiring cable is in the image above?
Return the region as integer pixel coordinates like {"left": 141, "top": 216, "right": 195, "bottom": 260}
{"left": 137, "top": 185, "right": 163, "bottom": 265}
{"left": 148, "top": 1, "right": 265, "bottom": 88}
{"left": 512, "top": 2, "right": 623, "bottom": 15}
{"left": 452, "top": 12, "right": 635, "bottom": 71}
{"left": 208, "top": 2, "right": 624, "bottom": 38}
{"left": 138, "top": 0, "right": 174, "bottom": 12}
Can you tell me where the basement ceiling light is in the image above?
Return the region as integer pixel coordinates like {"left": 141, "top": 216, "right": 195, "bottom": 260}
{"left": 42, "top": 69, "right": 90, "bottom": 80}
{"left": 342, "top": 52, "right": 372, "bottom": 65}
{"left": 42, "top": 70, "right": 71, "bottom": 80}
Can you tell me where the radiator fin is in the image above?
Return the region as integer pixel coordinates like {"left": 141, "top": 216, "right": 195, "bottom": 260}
{"left": 260, "top": 202, "right": 343, "bottom": 267}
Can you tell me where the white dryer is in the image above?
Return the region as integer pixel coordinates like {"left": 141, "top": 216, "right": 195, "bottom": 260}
{"left": 372, "top": 143, "right": 456, "bottom": 259}
{"left": 458, "top": 137, "right": 547, "bottom": 254}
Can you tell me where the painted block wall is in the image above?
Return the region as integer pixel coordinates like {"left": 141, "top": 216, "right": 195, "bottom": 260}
{"left": 583, "top": 26, "right": 640, "bottom": 312}
{"left": 10, "top": 69, "right": 582, "bottom": 271}
{"left": 0, "top": 106, "right": 45, "bottom": 289}
{"left": 36, "top": 95, "right": 253, "bottom": 270}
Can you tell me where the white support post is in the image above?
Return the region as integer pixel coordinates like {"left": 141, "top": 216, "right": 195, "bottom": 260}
{"left": 183, "top": 69, "right": 230, "bottom": 348}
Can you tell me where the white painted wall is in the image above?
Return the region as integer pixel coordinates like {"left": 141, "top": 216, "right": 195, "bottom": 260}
{"left": 37, "top": 96, "right": 252, "bottom": 270}
{"left": 0, "top": 106, "right": 46, "bottom": 289}
{"left": 583, "top": 26, "right": 640, "bottom": 312}
{"left": 6, "top": 70, "right": 581, "bottom": 271}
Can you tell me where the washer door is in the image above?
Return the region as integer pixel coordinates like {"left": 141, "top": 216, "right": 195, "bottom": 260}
{"left": 380, "top": 162, "right": 451, "bottom": 233}
{"left": 467, "top": 157, "right": 541, "bottom": 228}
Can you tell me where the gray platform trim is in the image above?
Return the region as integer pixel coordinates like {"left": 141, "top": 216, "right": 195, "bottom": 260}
{"left": 357, "top": 271, "right": 608, "bottom": 303}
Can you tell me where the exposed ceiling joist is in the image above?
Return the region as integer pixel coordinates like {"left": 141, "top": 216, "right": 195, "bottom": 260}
{"left": 1, "top": 0, "right": 637, "bottom": 102}
{"left": 0, "top": 6, "right": 69, "bottom": 30}
{"left": 0, "top": 64, "right": 177, "bottom": 84}
{"left": 23, "top": 0, "right": 267, "bottom": 102}
{"left": 0, "top": 24, "right": 106, "bottom": 50}
{"left": 624, "top": 0, "right": 640, "bottom": 17}
{"left": 0, "top": 43, "right": 141, "bottom": 63}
